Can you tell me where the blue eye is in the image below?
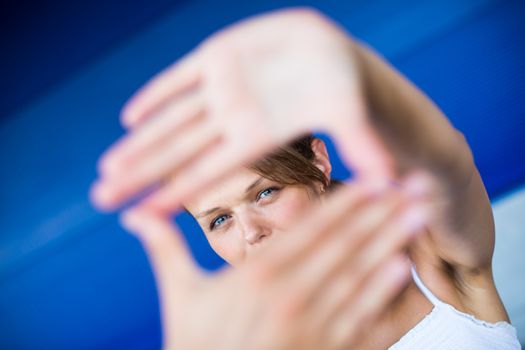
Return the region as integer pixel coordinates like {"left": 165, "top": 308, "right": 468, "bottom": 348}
{"left": 257, "top": 187, "right": 279, "bottom": 201}
{"left": 210, "top": 214, "right": 230, "bottom": 230}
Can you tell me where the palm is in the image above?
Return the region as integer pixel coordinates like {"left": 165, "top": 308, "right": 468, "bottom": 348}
{"left": 203, "top": 14, "right": 357, "bottom": 139}
{"left": 199, "top": 10, "right": 391, "bottom": 177}
{"left": 93, "top": 9, "right": 393, "bottom": 217}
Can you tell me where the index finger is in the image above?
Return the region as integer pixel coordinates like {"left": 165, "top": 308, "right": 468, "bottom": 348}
{"left": 121, "top": 52, "right": 202, "bottom": 129}
{"left": 121, "top": 208, "right": 200, "bottom": 284}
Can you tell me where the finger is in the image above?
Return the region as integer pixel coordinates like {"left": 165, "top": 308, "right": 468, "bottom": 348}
{"left": 332, "top": 114, "right": 395, "bottom": 181}
{"left": 91, "top": 123, "right": 220, "bottom": 210}
{"left": 120, "top": 209, "right": 200, "bottom": 347}
{"left": 120, "top": 208, "right": 199, "bottom": 283}
{"left": 348, "top": 204, "right": 426, "bottom": 284}
{"left": 248, "top": 183, "right": 376, "bottom": 282}
{"left": 138, "top": 138, "right": 268, "bottom": 213}
{"left": 99, "top": 91, "right": 206, "bottom": 176}
{"left": 306, "top": 203, "right": 427, "bottom": 329}
{"left": 121, "top": 52, "right": 201, "bottom": 128}
{"left": 272, "top": 190, "right": 407, "bottom": 319}
{"left": 328, "top": 254, "right": 411, "bottom": 349}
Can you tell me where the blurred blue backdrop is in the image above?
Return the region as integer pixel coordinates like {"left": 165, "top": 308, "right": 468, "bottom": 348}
{"left": 1, "top": 0, "right": 524, "bottom": 349}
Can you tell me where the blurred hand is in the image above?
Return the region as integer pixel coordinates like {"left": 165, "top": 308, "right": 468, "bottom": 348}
{"left": 91, "top": 8, "right": 394, "bottom": 212}
{"left": 123, "top": 184, "right": 426, "bottom": 350}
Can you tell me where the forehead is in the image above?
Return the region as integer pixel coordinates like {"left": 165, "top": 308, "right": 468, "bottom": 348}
{"left": 184, "top": 168, "right": 261, "bottom": 216}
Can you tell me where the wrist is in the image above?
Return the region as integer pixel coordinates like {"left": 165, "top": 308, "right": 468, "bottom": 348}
{"left": 353, "top": 40, "right": 474, "bottom": 182}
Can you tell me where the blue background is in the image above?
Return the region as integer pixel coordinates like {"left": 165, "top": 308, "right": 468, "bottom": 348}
{"left": 1, "top": 0, "right": 524, "bottom": 348}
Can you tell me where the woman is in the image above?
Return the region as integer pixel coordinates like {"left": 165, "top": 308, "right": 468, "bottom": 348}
{"left": 123, "top": 152, "right": 430, "bottom": 349}
{"left": 92, "top": 8, "right": 521, "bottom": 349}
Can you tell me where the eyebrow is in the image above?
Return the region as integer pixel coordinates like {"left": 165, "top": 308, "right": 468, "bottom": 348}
{"left": 245, "top": 177, "right": 263, "bottom": 194}
{"left": 194, "top": 177, "right": 264, "bottom": 219}
{"left": 195, "top": 206, "right": 221, "bottom": 219}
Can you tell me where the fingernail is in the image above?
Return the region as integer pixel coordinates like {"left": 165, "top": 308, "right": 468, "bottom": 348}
{"left": 98, "top": 152, "right": 127, "bottom": 176}
{"left": 363, "top": 179, "right": 390, "bottom": 195}
{"left": 97, "top": 156, "right": 112, "bottom": 175}
{"left": 401, "top": 206, "right": 427, "bottom": 233}
{"left": 121, "top": 104, "right": 138, "bottom": 128}
{"left": 90, "top": 182, "right": 115, "bottom": 210}
{"left": 389, "top": 255, "right": 411, "bottom": 281}
{"left": 120, "top": 210, "right": 143, "bottom": 234}
{"left": 403, "top": 173, "right": 432, "bottom": 198}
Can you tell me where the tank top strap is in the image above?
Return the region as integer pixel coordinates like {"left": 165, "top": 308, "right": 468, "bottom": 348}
{"left": 411, "top": 266, "right": 443, "bottom": 306}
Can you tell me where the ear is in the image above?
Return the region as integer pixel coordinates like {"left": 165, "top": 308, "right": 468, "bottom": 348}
{"left": 311, "top": 138, "right": 332, "bottom": 181}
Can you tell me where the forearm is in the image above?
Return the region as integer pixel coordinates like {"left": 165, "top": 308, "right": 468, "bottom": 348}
{"left": 352, "top": 40, "right": 494, "bottom": 269}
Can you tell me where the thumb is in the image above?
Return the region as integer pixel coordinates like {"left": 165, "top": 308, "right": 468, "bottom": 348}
{"left": 332, "top": 117, "right": 395, "bottom": 181}
{"left": 121, "top": 208, "right": 200, "bottom": 288}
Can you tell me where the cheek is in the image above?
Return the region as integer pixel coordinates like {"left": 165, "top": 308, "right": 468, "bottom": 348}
{"left": 207, "top": 232, "right": 245, "bottom": 266}
{"left": 266, "top": 187, "right": 313, "bottom": 228}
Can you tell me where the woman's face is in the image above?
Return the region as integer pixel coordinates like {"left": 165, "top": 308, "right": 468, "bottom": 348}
{"left": 185, "top": 169, "right": 318, "bottom": 266}
{"left": 185, "top": 138, "right": 332, "bottom": 266}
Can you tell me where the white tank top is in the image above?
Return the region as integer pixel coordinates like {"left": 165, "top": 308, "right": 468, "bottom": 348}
{"left": 388, "top": 268, "right": 521, "bottom": 349}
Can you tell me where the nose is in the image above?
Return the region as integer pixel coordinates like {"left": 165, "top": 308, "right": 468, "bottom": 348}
{"left": 237, "top": 208, "right": 271, "bottom": 245}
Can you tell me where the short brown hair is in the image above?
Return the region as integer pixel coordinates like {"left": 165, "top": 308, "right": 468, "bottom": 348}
{"left": 249, "top": 135, "right": 330, "bottom": 193}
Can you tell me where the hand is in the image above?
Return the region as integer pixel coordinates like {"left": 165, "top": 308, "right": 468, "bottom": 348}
{"left": 122, "top": 183, "right": 427, "bottom": 350}
{"left": 91, "top": 8, "right": 394, "bottom": 212}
